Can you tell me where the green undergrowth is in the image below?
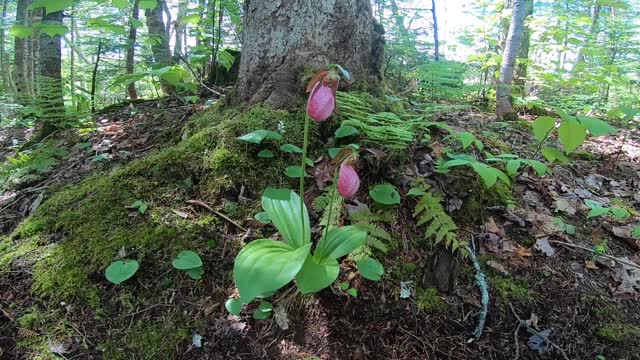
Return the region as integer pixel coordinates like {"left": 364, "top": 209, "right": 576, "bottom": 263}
{"left": 455, "top": 179, "right": 515, "bottom": 224}
{"left": 5, "top": 104, "right": 305, "bottom": 307}
{"left": 416, "top": 287, "right": 448, "bottom": 314}
{"left": 582, "top": 295, "right": 640, "bottom": 346}
{"left": 98, "top": 320, "right": 190, "bottom": 359}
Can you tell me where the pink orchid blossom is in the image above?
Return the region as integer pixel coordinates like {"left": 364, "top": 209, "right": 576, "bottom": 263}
{"left": 337, "top": 161, "right": 360, "bottom": 198}
{"left": 307, "top": 83, "right": 335, "bottom": 122}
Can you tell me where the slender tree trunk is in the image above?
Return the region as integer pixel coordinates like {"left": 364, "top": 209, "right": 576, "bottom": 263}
{"left": 207, "top": 3, "right": 224, "bottom": 85}
{"left": 0, "top": 0, "right": 15, "bottom": 93}
{"left": 236, "top": 0, "right": 384, "bottom": 109}
{"left": 70, "top": 5, "right": 76, "bottom": 109}
{"left": 145, "top": 0, "right": 174, "bottom": 93}
{"left": 14, "top": 0, "right": 31, "bottom": 100}
{"left": 174, "top": 1, "right": 184, "bottom": 60}
{"left": 127, "top": 0, "right": 140, "bottom": 99}
{"left": 572, "top": 2, "right": 600, "bottom": 74}
{"left": 514, "top": 0, "right": 533, "bottom": 94}
{"left": 37, "top": 10, "right": 64, "bottom": 138}
{"left": 496, "top": 0, "right": 527, "bottom": 120}
{"left": 91, "top": 43, "right": 103, "bottom": 113}
{"left": 431, "top": 0, "right": 439, "bottom": 61}
{"left": 388, "top": 0, "right": 409, "bottom": 39}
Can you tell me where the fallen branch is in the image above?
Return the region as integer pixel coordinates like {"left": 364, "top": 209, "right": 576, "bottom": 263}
{"left": 186, "top": 199, "right": 246, "bottom": 231}
{"left": 548, "top": 240, "right": 640, "bottom": 270}
{"left": 467, "top": 242, "right": 489, "bottom": 340}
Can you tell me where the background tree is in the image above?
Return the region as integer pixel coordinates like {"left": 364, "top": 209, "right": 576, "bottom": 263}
{"left": 235, "top": 0, "right": 385, "bottom": 109}
{"left": 496, "top": 0, "right": 528, "bottom": 120}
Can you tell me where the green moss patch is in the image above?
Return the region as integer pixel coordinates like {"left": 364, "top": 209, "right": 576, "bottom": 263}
{"left": 416, "top": 287, "right": 448, "bottom": 314}
{"left": 596, "top": 324, "right": 640, "bottom": 344}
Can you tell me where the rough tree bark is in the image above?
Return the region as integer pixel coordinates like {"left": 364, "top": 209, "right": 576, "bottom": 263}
{"left": 236, "top": 0, "right": 384, "bottom": 109}
{"left": 496, "top": 0, "right": 527, "bottom": 121}
{"left": 572, "top": 2, "right": 601, "bottom": 76}
{"left": 127, "top": 0, "right": 140, "bottom": 99}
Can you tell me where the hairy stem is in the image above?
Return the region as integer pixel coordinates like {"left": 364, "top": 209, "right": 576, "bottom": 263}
{"left": 299, "top": 113, "right": 310, "bottom": 226}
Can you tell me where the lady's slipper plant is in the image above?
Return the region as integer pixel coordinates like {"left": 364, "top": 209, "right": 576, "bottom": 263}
{"left": 228, "top": 66, "right": 372, "bottom": 316}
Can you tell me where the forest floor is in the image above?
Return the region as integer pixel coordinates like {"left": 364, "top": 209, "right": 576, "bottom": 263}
{"left": 1, "top": 96, "right": 639, "bottom": 360}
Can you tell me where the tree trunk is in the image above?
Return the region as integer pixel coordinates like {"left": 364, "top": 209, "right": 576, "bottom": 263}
{"left": 127, "top": 0, "right": 140, "bottom": 99}
{"left": 573, "top": 2, "right": 601, "bottom": 72}
{"left": 0, "top": 0, "right": 15, "bottom": 93}
{"left": 14, "top": 0, "right": 31, "bottom": 100}
{"left": 70, "top": 5, "right": 76, "bottom": 109}
{"left": 236, "top": 0, "right": 384, "bottom": 109}
{"left": 496, "top": 0, "right": 527, "bottom": 121}
{"left": 91, "top": 43, "right": 103, "bottom": 113}
{"left": 431, "top": 0, "right": 439, "bottom": 61}
{"left": 37, "top": 10, "right": 64, "bottom": 138}
{"left": 145, "top": 0, "right": 174, "bottom": 93}
{"left": 513, "top": 0, "right": 533, "bottom": 94}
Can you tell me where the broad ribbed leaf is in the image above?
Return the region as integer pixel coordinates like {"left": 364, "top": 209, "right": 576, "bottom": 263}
{"left": 315, "top": 226, "right": 367, "bottom": 261}
{"left": 234, "top": 239, "right": 310, "bottom": 303}
{"left": 506, "top": 160, "right": 521, "bottom": 176}
{"left": 261, "top": 188, "right": 310, "bottom": 248}
{"left": 295, "top": 255, "right": 339, "bottom": 294}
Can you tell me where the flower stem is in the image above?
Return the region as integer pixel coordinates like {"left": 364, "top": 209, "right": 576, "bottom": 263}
{"left": 322, "top": 175, "right": 338, "bottom": 241}
{"left": 299, "top": 113, "right": 310, "bottom": 226}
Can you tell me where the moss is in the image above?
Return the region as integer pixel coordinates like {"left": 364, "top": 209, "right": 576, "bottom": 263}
{"left": 391, "top": 260, "right": 418, "bottom": 281}
{"left": 416, "top": 287, "right": 448, "bottom": 314}
{"left": 6, "top": 103, "right": 301, "bottom": 306}
{"left": 456, "top": 179, "right": 516, "bottom": 224}
{"left": 597, "top": 324, "right": 640, "bottom": 343}
{"left": 99, "top": 320, "right": 189, "bottom": 360}
{"left": 0, "top": 235, "right": 40, "bottom": 270}
{"left": 491, "top": 276, "right": 530, "bottom": 303}
{"left": 15, "top": 308, "right": 75, "bottom": 360}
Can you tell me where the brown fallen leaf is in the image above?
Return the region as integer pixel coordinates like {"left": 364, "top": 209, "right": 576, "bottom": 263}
{"left": 585, "top": 260, "right": 599, "bottom": 270}
{"left": 484, "top": 217, "right": 502, "bottom": 235}
{"left": 554, "top": 197, "right": 577, "bottom": 215}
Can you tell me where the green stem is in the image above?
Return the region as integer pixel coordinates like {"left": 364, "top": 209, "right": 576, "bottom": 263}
{"left": 299, "top": 113, "right": 310, "bottom": 227}
{"left": 322, "top": 178, "right": 338, "bottom": 241}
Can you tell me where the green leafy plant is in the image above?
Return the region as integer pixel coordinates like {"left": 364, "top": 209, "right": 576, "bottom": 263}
{"left": 553, "top": 217, "right": 576, "bottom": 235}
{"left": 105, "top": 259, "right": 139, "bottom": 285}
{"left": 129, "top": 200, "right": 148, "bottom": 215}
{"left": 532, "top": 111, "right": 617, "bottom": 162}
{"left": 172, "top": 250, "right": 204, "bottom": 280}
{"left": 485, "top": 153, "right": 549, "bottom": 177}
{"left": 231, "top": 188, "right": 368, "bottom": 307}
{"left": 339, "top": 282, "right": 358, "bottom": 297}
{"left": 584, "top": 200, "right": 630, "bottom": 220}
{"left": 348, "top": 207, "right": 393, "bottom": 260}
{"left": 437, "top": 154, "right": 510, "bottom": 188}
{"left": 451, "top": 131, "right": 484, "bottom": 151}
{"left": 370, "top": 183, "right": 401, "bottom": 205}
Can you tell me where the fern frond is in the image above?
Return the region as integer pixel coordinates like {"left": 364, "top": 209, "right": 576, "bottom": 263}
{"left": 413, "top": 189, "right": 461, "bottom": 253}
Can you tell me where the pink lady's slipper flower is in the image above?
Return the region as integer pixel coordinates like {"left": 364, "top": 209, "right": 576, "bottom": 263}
{"left": 337, "top": 160, "right": 360, "bottom": 198}
{"left": 306, "top": 65, "right": 351, "bottom": 122}
{"left": 307, "top": 83, "right": 335, "bottom": 122}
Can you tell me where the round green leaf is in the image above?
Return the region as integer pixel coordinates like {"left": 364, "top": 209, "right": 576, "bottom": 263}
{"left": 284, "top": 166, "right": 308, "bottom": 178}
{"left": 186, "top": 266, "right": 204, "bottom": 280}
{"left": 557, "top": 120, "right": 586, "bottom": 152}
{"left": 407, "top": 188, "right": 426, "bottom": 196}
{"left": 257, "top": 149, "right": 275, "bottom": 158}
{"left": 253, "top": 308, "right": 271, "bottom": 320}
{"left": 357, "top": 258, "right": 384, "bottom": 281}
{"left": 533, "top": 116, "right": 556, "bottom": 142}
{"left": 506, "top": 159, "right": 521, "bottom": 176}
{"left": 369, "top": 184, "right": 400, "bottom": 205}
{"left": 259, "top": 301, "right": 273, "bottom": 312}
{"left": 105, "top": 259, "right": 139, "bottom": 285}
{"left": 280, "top": 144, "right": 302, "bottom": 153}
{"left": 225, "top": 298, "right": 243, "bottom": 315}
{"left": 335, "top": 125, "right": 359, "bottom": 139}
{"left": 172, "top": 250, "right": 203, "bottom": 270}
{"left": 237, "top": 130, "right": 268, "bottom": 144}
{"left": 254, "top": 211, "right": 271, "bottom": 224}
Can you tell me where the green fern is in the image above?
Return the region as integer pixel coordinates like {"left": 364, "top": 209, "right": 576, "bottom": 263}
{"left": 336, "top": 91, "right": 464, "bottom": 150}
{"left": 313, "top": 185, "right": 343, "bottom": 231}
{"left": 348, "top": 207, "right": 393, "bottom": 260}
{"left": 413, "top": 183, "right": 465, "bottom": 253}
